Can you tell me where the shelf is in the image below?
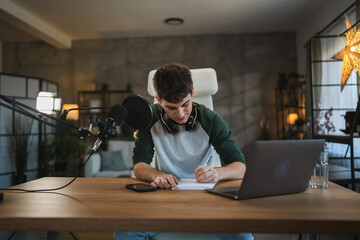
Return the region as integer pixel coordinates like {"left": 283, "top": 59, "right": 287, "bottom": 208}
{"left": 77, "top": 89, "right": 133, "bottom": 128}
{"left": 275, "top": 75, "right": 306, "bottom": 140}
{"left": 277, "top": 81, "right": 306, "bottom": 89}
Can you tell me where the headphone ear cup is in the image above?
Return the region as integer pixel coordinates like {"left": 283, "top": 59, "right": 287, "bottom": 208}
{"left": 185, "top": 105, "right": 197, "bottom": 131}
{"left": 165, "top": 118, "right": 179, "bottom": 133}
{"left": 185, "top": 115, "right": 194, "bottom": 131}
{"left": 160, "top": 109, "right": 179, "bottom": 134}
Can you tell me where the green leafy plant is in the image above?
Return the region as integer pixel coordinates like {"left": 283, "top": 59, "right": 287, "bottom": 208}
{"left": 46, "top": 119, "right": 80, "bottom": 176}
{"left": 7, "top": 116, "right": 34, "bottom": 183}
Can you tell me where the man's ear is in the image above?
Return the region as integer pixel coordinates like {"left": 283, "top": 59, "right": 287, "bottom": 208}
{"left": 191, "top": 87, "right": 194, "bottom": 97}
{"left": 156, "top": 96, "right": 162, "bottom": 107}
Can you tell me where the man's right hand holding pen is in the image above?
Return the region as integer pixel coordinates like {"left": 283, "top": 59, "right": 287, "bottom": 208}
{"left": 194, "top": 155, "right": 220, "bottom": 183}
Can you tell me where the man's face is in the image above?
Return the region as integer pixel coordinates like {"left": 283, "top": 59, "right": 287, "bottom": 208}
{"left": 157, "top": 89, "right": 194, "bottom": 125}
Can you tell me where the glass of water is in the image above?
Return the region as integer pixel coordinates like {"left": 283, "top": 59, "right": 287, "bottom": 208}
{"left": 309, "top": 152, "right": 329, "bottom": 188}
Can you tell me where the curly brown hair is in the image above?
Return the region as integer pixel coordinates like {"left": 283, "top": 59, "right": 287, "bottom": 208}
{"left": 153, "top": 63, "right": 193, "bottom": 103}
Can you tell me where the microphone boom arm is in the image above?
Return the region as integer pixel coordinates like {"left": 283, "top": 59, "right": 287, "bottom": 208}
{"left": 0, "top": 94, "right": 91, "bottom": 139}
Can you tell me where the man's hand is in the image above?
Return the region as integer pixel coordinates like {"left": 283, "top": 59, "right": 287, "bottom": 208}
{"left": 194, "top": 165, "right": 219, "bottom": 183}
{"left": 194, "top": 162, "right": 246, "bottom": 183}
{"left": 134, "top": 162, "right": 179, "bottom": 189}
{"left": 151, "top": 174, "right": 179, "bottom": 189}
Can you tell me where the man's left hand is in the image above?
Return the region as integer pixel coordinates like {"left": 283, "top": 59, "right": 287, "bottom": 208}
{"left": 194, "top": 165, "right": 219, "bottom": 183}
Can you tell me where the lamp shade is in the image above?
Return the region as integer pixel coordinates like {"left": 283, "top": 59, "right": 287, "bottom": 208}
{"left": 287, "top": 113, "right": 298, "bottom": 125}
{"left": 36, "top": 91, "right": 57, "bottom": 114}
{"left": 62, "top": 104, "right": 79, "bottom": 120}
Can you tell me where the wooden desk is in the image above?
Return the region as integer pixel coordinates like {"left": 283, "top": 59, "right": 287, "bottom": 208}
{"left": 1, "top": 177, "right": 360, "bottom": 235}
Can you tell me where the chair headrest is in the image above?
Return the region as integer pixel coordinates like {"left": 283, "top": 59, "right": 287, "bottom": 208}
{"left": 147, "top": 68, "right": 218, "bottom": 97}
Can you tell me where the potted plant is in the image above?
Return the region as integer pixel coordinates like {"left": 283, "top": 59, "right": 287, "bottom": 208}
{"left": 7, "top": 116, "right": 34, "bottom": 185}
{"left": 46, "top": 119, "right": 80, "bottom": 176}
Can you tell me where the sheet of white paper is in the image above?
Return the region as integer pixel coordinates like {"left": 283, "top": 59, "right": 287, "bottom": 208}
{"left": 172, "top": 179, "right": 216, "bottom": 190}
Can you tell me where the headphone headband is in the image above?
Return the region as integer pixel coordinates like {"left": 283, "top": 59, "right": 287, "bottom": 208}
{"left": 160, "top": 105, "right": 197, "bottom": 134}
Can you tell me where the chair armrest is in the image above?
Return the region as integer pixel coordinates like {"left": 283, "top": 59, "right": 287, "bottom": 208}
{"left": 84, "top": 153, "right": 101, "bottom": 177}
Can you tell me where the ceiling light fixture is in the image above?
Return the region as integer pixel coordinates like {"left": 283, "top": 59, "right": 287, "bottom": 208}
{"left": 164, "top": 18, "right": 184, "bottom": 25}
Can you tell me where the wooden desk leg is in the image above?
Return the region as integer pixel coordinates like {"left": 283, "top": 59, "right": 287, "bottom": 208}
{"left": 47, "top": 231, "right": 60, "bottom": 240}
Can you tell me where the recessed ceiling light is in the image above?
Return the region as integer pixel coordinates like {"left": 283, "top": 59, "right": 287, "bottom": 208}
{"left": 164, "top": 18, "right": 184, "bottom": 25}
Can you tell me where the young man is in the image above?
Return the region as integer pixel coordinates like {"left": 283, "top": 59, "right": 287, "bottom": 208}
{"left": 115, "top": 63, "right": 253, "bottom": 240}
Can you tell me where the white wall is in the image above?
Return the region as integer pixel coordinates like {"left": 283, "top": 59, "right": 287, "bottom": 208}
{"left": 296, "top": 0, "right": 354, "bottom": 75}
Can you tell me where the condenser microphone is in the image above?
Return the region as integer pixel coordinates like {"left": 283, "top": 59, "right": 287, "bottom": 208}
{"left": 92, "top": 104, "right": 128, "bottom": 152}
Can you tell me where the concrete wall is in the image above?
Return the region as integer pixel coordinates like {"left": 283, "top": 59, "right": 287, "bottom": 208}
{"left": 3, "top": 33, "right": 297, "bottom": 150}
{"left": 3, "top": 41, "right": 73, "bottom": 102}
{"left": 0, "top": 41, "right": 2, "bottom": 72}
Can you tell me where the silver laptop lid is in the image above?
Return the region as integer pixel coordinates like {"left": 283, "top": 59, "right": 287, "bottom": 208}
{"left": 207, "top": 139, "right": 325, "bottom": 200}
{"left": 236, "top": 139, "right": 325, "bottom": 199}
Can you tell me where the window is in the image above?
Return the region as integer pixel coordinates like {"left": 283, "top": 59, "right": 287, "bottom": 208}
{"left": 310, "top": 9, "right": 359, "bottom": 169}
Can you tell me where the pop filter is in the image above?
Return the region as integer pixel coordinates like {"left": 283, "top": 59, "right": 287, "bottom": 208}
{"left": 122, "top": 95, "right": 153, "bottom": 130}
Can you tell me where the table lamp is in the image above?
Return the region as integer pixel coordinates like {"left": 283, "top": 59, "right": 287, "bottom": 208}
{"left": 62, "top": 104, "right": 79, "bottom": 120}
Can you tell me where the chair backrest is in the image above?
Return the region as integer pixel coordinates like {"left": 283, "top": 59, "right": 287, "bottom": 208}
{"left": 147, "top": 67, "right": 221, "bottom": 168}
{"left": 147, "top": 68, "right": 218, "bottom": 110}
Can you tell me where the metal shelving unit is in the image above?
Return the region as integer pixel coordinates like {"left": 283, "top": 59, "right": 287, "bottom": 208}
{"left": 275, "top": 80, "right": 306, "bottom": 139}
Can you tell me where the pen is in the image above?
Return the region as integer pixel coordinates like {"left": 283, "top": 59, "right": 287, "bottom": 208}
{"left": 204, "top": 155, "right": 213, "bottom": 167}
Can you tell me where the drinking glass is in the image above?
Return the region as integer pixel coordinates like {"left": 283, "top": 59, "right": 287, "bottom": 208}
{"left": 309, "top": 152, "right": 329, "bottom": 188}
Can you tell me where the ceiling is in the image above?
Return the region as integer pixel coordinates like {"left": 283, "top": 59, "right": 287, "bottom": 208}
{"left": 0, "top": 0, "right": 327, "bottom": 48}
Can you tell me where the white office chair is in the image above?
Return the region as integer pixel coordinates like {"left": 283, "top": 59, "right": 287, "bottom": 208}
{"left": 147, "top": 67, "right": 222, "bottom": 240}
{"left": 148, "top": 68, "right": 218, "bottom": 110}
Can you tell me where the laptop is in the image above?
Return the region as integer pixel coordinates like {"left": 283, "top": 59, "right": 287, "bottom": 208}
{"left": 206, "top": 139, "right": 325, "bottom": 200}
